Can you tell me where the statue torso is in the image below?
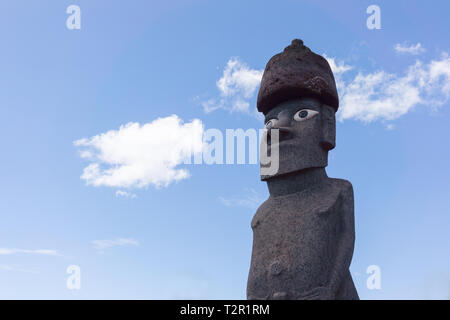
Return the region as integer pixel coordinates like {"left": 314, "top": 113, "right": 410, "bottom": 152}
{"left": 247, "top": 178, "right": 349, "bottom": 299}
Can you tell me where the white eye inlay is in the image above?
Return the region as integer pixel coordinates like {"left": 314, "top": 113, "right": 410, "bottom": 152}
{"left": 265, "top": 119, "right": 276, "bottom": 130}
{"left": 293, "top": 109, "right": 319, "bottom": 122}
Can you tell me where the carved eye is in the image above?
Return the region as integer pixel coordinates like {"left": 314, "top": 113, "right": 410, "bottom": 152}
{"left": 265, "top": 119, "right": 276, "bottom": 130}
{"left": 293, "top": 109, "right": 319, "bottom": 122}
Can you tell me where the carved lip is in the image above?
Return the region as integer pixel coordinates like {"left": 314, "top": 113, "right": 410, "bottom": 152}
{"left": 266, "top": 137, "right": 297, "bottom": 152}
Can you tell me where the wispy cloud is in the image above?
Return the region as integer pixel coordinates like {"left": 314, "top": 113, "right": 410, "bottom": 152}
{"left": 115, "top": 190, "right": 137, "bottom": 199}
{"left": 203, "top": 49, "right": 450, "bottom": 124}
{"left": 0, "top": 265, "right": 39, "bottom": 274}
{"left": 0, "top": 248, "right": 61, "bottom": 256}
{"left": 325, "top": 52, "right": 450, "bottom": 122}
{"left": 394, "top": 42, "right": 426, "bottom": 55}
{"left": 324, "top": 55, "right": 353, "bottom": 75}
{"left": 219, "top": 188, "right": 265, "bottom": 210}
{"left": 92, "top": 238, "right": 139, "bottom": 251}
{"left": 74, "top": 115, "right": 204, "bottom": 189}
{"left": 202, "top": 58, "right": 263, "bottom": 115}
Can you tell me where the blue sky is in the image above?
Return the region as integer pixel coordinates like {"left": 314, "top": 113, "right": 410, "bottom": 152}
{"left": 0, "top": 0, "right": 449, "bottom": 299}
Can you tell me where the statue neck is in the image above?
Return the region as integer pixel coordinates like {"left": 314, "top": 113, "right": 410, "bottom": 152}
{"left": 266, "top": 167, "right": 328, "bottom": 197}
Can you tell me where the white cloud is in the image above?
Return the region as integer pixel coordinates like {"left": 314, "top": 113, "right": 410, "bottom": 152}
{"left": 217, "top": 58, "right": 263, "bottom": 98}
{"left": 74, "top": 115, "right": 204, "bottom": 189}
{"left": 202, "top": 58, "right": 263, "bottom": 115}
{"left": 325, "top": 53, "right": 450, "bottom": 122}
{"left": 324, "top": 54, "right": 353, "bottom": 76}
{"left": 219, "top": 188, "right": 265, "bottom": 210}
{"left": 92, "top": 238, "right": 139, "bottom": 250}
{"left": 323, "top": 54, "right": 354, "bottom": 95}
{"left": 115, "top": 190, "right": 137, "bottom": 199}
{"left": 394, "top": 42, "right": 426, "bottom": 55}
{"left": 201, "top": 50, "right": 450, "bottom": 124}
{"left": 0, "top": 265, "right": 39, "bottom": 274}
{"left": 0, "top": 248, "right": 61, "bottom": 256}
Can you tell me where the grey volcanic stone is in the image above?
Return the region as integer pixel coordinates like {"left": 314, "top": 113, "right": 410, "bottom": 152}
{"left": 247, "top": 39, "right": 358, "bottom": 300}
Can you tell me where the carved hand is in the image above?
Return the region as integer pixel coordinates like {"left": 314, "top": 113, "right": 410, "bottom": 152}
{"left": 299, "top": 287, "right": 335, "bottom": 300}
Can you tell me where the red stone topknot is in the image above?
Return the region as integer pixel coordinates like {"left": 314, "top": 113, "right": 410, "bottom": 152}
{"left": 257, "top": 39, "right": 339, "bottom": 115}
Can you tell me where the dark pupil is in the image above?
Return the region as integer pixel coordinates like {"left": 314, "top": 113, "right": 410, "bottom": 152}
{"left": 299, "top": 110, "right": 308, "bottom": 118}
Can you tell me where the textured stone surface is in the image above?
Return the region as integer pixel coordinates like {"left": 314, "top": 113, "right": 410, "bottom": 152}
{"left": 260, "top": 98, "right": 334, "bottom": 180}
{"left": 257, "top": 39, "right": 339, "bottom": 115}
{"left": 247, "top": 39, "right": 358, "bottom": 300}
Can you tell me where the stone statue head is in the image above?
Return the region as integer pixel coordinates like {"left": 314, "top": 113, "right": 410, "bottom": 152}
{"left": 258, "top": 39, "right": 339, "bottom": 180}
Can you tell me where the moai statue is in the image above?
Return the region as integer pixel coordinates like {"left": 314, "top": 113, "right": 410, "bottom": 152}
{"left": 247, "top": 39, "right": 359, "bottom": 300}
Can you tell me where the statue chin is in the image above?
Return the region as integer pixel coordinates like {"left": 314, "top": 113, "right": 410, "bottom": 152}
{"left": 260, "top": 140, "right": 328, "bottom": 181}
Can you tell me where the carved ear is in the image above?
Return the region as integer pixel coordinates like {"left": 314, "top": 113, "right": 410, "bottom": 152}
{"left": 321, "top": 105, "right": 336, "bottom": 150}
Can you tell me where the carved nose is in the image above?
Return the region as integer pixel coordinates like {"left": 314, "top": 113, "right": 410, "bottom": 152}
{"left": 268, "top": 110, "right": 293, "bottom": 142}
{"left": 267, "top": 126, "right": 293, "bottom": 142}
{"left": 266, "top": 110, "right": 294, "bottom": 143}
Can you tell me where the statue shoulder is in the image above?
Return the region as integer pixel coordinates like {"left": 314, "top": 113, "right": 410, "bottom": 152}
{"left": 328, "top": 178, "right": 354, "bottom": 215}
{"left": 250, "top": 197, "right": 271, "bottom": 229}
{"left": 326, "top": 178, "right": 354, "bottom": 205}
{"left": 328, "top": 178, "right": 353, "bottom": 194}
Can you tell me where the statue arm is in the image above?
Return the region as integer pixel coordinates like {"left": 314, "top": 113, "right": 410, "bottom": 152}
{"left": 328, "top": 181, "right": 355, "bottom": 295}
{"left": 298, "top": 181, "right": 356, "bottom": 300}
